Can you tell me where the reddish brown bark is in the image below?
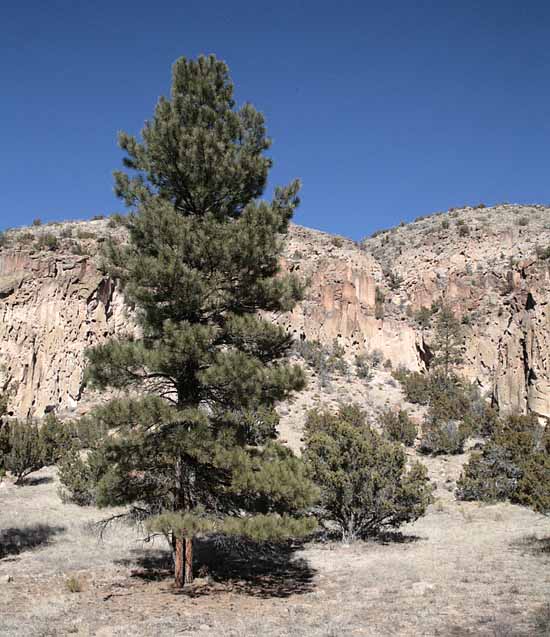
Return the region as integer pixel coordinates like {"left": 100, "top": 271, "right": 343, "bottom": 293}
{"left": 184, "top": 536, "right": 193, "bottom": 585}
{"left": 174, "top": 535, "right": 194, "bottom": 588}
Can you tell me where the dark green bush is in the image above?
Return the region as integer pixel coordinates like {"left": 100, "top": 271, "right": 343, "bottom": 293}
{"left": 456, "top": 444, "right": 521, "bottom": 502}
{"left": 392, "top": 369, "right": 431, "bottom": 405}
{"left": 418, "top": 414, "right": 466, "bottom": 455}
{"left": 393, "top": 369, "right": 475, "bottom": 423}
{"left": 57, "top": 446, "right": 96, "bottom": 505}
{"left": 461, "top": 403, "right": 500, "bottom": 438}
{"left": 1, "top": 420, "right": 45, "bottom": 484}
{"left": 0, "top": 415, "right": 73, "bottom": 484}
{"left": 414, "top": 306, "right": 435, "bottom": 329}
{"left": 304, "top": 405, "right": 434, "bottom": 540}
{"left": 458, "top": 224, "right": 470, "bottom": 237}
{"left": 39, "top": 414, "right": 73, "bottom": 465}
{"left": 428, "top": 374, "right": 473, "bottom": 421}
{"left": 457, "top": 414, "right": 550, "bottom": 514}
{"left": 381, "top": 409, "right": 417, "bottom": 446}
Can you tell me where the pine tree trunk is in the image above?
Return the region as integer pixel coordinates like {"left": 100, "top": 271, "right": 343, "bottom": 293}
{"left": 174, "top": 535, "right": 194, "bottom": 588}
{"left": 174, "top": 534, "right": 185, "bottom": 588}
{"left": 184, "top": 536, "right": 193, "bottom": 585}
{"left": 173, "top": 454, "right": 194, "bottom": 588}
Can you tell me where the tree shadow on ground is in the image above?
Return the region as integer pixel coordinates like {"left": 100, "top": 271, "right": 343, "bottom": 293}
{"left": 117, "top": 536, "right": 316, "bottom": 599}
{"left": 0, "top": 524, "right": 65, "bottom": 559}
{"left": 511, "top": 534, "right": 550, "bottom": 556}
{"left": 19, "top": 475, "right": 54, "bottom": 486}
{"left": 313, "top": 528, "right": 424, "bottom": 545}
{"left": 374, "top": 530, "right": 424, "bottom": 545}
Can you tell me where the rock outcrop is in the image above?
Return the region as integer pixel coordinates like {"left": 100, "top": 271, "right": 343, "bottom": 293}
{"left": 1, "top": 204, "right": 549, "bottom": 419}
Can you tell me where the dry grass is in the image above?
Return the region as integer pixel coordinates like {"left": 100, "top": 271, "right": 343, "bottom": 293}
{"left": 1, "top": 454, "right": 549, "bottom": 636}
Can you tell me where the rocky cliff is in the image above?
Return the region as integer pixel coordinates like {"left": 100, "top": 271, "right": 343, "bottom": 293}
{"left": 1, "top": 204, "right": 549, "bottom": 419}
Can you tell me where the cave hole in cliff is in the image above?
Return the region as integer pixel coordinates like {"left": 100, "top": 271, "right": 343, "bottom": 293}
{"left": 416, "top": 342, "right": 434, "bottom": 370}
{"left": 525, "top": 292, "right": 536, "bottom": 311}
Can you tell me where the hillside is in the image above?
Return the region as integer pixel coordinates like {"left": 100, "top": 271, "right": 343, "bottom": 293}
{"left": 0, "top": 203, "right": 549, "bottom": 424}
{"left": 1, "top": 206, "right": 550, "bottom": 636}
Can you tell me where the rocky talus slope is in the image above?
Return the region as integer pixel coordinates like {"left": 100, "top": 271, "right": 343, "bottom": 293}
{"left": 0, "top": 204, "right": 549, "bottom": 419}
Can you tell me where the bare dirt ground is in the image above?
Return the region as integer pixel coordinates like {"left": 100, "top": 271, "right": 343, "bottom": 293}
{"left": 1, "top": 449, "right": 549, "bottom": 637}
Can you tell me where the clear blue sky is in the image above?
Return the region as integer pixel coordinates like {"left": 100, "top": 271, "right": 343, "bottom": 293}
{"left": 2, "top": 1, "right": 550, "bottom": 239}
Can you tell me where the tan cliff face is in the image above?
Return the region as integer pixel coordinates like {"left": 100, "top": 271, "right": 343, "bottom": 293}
{"left": 1, "top": 204, "right": 549, "bottom": 419}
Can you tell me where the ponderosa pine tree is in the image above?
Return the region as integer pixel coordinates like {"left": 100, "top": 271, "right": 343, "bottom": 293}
{"left": 431, "top": 303, "right": 463, "bottom": 379}
{"left": 70, "top": 55, "right": 318, "bottom": 587}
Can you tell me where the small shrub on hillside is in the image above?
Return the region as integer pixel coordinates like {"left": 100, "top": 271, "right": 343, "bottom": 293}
{"left": 65, "top": 576, "right": 83, "bottom": 593}
{"left": 0, "top": 393, "right": 7, "bottom": 419}
{"left": 36, "top": 233, "right": 59, "bottom": 251}
{"left": 414, "top": 306, "right": 435, "bottom": 329}
{"left": 330, "top": 236, "right": 344, "bottom": 248}
{"left": 32, "top": 218, "right": 42, "bottom": 226}
{"left": 441, "top": 219, "right": 450, "bottom": 230}
{"left": 458, "top": 224, "right": 470, "bottom": 237}
{"left": 369, "top": 349, "right": 383, "bottom": 368}
{"left": 0, "top": 231, "right": 8, "bottom": 248}
{"left": 517, "top": 216, "right": 529, "bottom": 226}
{"left": 294, "top": 338, "right": 348, "bottom": 387}
{"left": 304, "top": 405, "right": 434, "bottom": 540}
{"left": 536, "top": 245, "right": 550, "bottom": 260}
{"left": 91, "top": 214, "right": 105, "bottom": 221}
{"left": 76, "top": 229, "right": 96, "bottom": 240}
{"left": 355, "top": 354, "right": 373, "bottom": 381}
{"left": 419, "top": 415, "right": 466, "bottom": 455}
{"left": 381, "top": 409, "right": 417, "bottom": 446}
{"left": 70, "top": 241, "right": 86, "bottom": 255}
{"left": 17, "top": 231, "right": 34, "bottom": 246}
{"left": 384, "top": 269, "right": 403, "bottom": 290}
